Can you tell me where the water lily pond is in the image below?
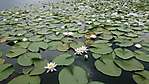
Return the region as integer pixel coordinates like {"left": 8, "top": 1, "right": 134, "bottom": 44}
{"left": 0, "top": 0, "right": 149, "bottom": 84}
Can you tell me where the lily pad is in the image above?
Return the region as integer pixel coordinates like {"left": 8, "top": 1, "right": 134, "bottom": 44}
{"left": 48, "top": 41, "right": 62, "bottom": 50}
{"left": 115, "top": 58, "right": 144, "bottom": 71}
{"left": 14, "top": 42, "right": 30, "bottom": 48}
{"left": 29, "top": 59, "right": 47, "bottom": 75}
{"left": 133, "top": 70, "right": 149, "bottom": 84}
{"left": 135, "top": 51, "right": 149, "bottom": 62}
{"left": 18, "top": 52, "right": 41, "bottom": 66}
{"left": 59, "top": 66, "right": 88, "bottom": 84}
{"left": 6, "top": 47, "right": 27, "bottom": 58}
{"left": 114, "top": 48, "right": 134, "bottom": 59}
{"left": 0, "top": 50, "right": 2, "bottom": 57}
{"left": 0, "top": 64, "right": 14, "bottom": 81}
{"left": 57, "top": 43, "right": 69, "bottom": 51}
{"left": 8, "top": 75, "right": 40, "bottom": 84}
{"left": 95, "top": 54, "right": 121, "bottom": 76}
{"left": 90, "top": 43, "right": 113, "bottom": 54}
{"left": 53, "top": 53, "right": 74, "bottom": 65}
{"left": 28, "top": 42, "right": 48, "bottom": 52}
{"left": 88, "top": 81, "right": 104, "bottom": 84}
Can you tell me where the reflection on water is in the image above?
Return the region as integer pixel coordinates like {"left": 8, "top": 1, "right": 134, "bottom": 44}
{"left": 0, "top": 0, "right": 67, "bottom": 10}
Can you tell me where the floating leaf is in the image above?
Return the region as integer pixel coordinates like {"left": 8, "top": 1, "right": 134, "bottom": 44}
{"left": 8, "top": 75, "right": 40, "bottom": 84}
{"left": 57, "top": 43, "right": 69, "bottom": 51}
{"left": 0, "top": 58, "right": 5, "bottom": 64}
{"left": 70, "top": 42, "right": 84, "bottom": 49}
{"left": 133, "top": 70, "right": 149, "bottom": 84}
{"left": 14, "top": 42, "right": 30, "bottom": 48}
{"left": 114, "top": 48, "right": 134, "bottom": 59}
{"left": 29, "top": 60, "right": 47, "bottom": 75}
{"left": 92, "top": 53, "right": 102, "bottom": 59}
{"left": 29, "top": 35, "right": 44, "bottom": 42}
{"left": 115, "top": 58, "right": 144, "bottom": 71}
{"left": 0, "top": 50, "right": 2, "bottom": 57}
{"left": 18, "top": 52, "right": 41, "bottom": 66}
{"left": 28, "top": 42, "right": 48, "bottom": 52}
{"left": 48, "top": 41, "right": 62, "bottom": 50}
{"left": 59, "top": 66, "right": 88, "bottom": 84}
{"left": 53, "top": 53, "right": 74, "bottom": 65}
{"left": 0, "top": 64, "right": 14, "bottom": 81}
{"left": 90, "top": 43, "right": 113, "bottom": 54}
{"left": 88, "top": 81, "right": 104, "bottom": 84}
{"left": 37, "top": 28, "right": 49, "bottom": 35}
{"left": 95, "top": 54, "right": 121, "bottom": 76}
{"left": 135, "top": 51, "right": 149, "bottom": 62}
{"left": 6, "top": 47, "right": 27, "bottom": 58}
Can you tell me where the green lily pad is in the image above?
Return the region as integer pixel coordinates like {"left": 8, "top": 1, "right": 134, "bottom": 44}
{"left": 135, "top": 51, "right": 149, "bottom": 62}
{"left": 0, "top": 50, "right": 2, "bottom": 57}
{"left": 92, "top": 53, "right": 102, "bottom": 59}
{"left": 90, "top": 43, "right": 113, "bottom": 54}
{"left": 88, "top": 81, "right": 104, "bottom": 84}
{"left": 70, "top": 42, "right": 85, "bottom": 49}
{"left": 53, "top": 53, "right": 74, "bottom": 65}
{"left": 18, "top": 52, "right": 41, "bottom": 66}
{"left": 95, "top": 54, "right": 121, "bottom": 76}
{"left": 6, "top": 47, "right": 27, "bottom": 58}
{"left": 0, "top": 58, "right": 5, "bottom": 64}
{"left": 48, "top": 41, "right": 62, "bottom": 50}
{"left": 133, "top": 70, "right": 149, "bottom": 84}
{"left": 28, "top": 42, "right": 48, "bottom": 52}
{"left": 114, "top": 48, "right": 134, "bottom": 59}
{"left": 115, "top": 58, "right": 144, "bottom": 71}
{"left": 14, "top": 42, "right": 30, "bottom": 48}
{"left": 29, "top": 59, "right": 47, "bottom": 75}
{"left": 8, "top": 75, "right": 40, "bottom": 84}
{"left": 59, "top": 66, "right": 88, "bottom": 84}
{"left": 37, "top": 28, "right": 49, "bottom": 35}
{"left": 57, "top": 43, "right": 69, "bottom": 51}
{"left": 0, "top": 64, "right": 14, "bottom": 81}
{"left": 29, "top": 35, "right": 44, "bottom": 42}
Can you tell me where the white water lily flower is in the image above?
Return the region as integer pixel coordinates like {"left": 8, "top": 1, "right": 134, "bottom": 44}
{"left": 135, "top": 44, "right": 142, "bottom": 48}
{"left": 17, "top": 33, "right": 22, "bottom": 36}
{"left": 44, "top": 62, "right": 57, "bottom": 73}
{"left": 56, "top": 32, "right": 60, "bottom": 35}
{"left": 22, "top": 38, "right": 28, "bottom": 41}
{"left": 15, "top": 12, "right": 19, "bottom": 15}
{"left": 38, "top": 18, "right": 42, "bottom": 21}
{"left": 90, "top": 34, "right": 96, "bottom": 39}
{"left": 63, "top": 32, "right": 74, "bottom": 36}
{"left": 127, "top": 13, "right": 138, "bottom": 17}
{"left": 14, "top": 18, "right": 19, "bottom": 21}
{"left": 77, "top": 22, "right": 82, "bottom": 25}
{"left": 75, "top": 46, "right": 89, "bottom": 55}
{"left": 84, "top": 54, "right": 88, "bottom": 59}
{"left": 61, "top": 25, "right": 65, "bottom": 29}
{"left": 14, "top": 41, "right": 18, "bottom": 43}
{"left": 3, "top": 19, "right": 7, "bottom": 21}
{"left": 106, "top": 20, "right": 111, "bottom": 23}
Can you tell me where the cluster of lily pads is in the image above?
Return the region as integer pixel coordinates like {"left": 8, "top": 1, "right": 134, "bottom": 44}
{"left": 0, "top": 0, "right": 149, "bottom": 84}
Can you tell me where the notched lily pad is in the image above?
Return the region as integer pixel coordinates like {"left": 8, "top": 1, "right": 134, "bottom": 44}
{"left": 6, "top": 47, "right": 27, "bottom": 58}
{"left": 18, "top": 52, "right": 41, "bottom": 66}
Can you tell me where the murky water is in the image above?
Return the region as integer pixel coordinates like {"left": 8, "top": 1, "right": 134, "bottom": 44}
{"left": 0, "top": 0, "right": 70, "bottom": 10}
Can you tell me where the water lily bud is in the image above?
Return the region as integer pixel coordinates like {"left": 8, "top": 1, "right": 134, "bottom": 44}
{"left": 15, "top": 12, "right": 19, "bottom": 15}
{"left": 84, "top": 54, "right": 88, "bottom": 59}
{"left": 14, "top": 18, "right": 19, "bottom": 21}
{"left": 14, "top": 41, "right": 17, "bottom": 43}
{"left": 22, "top": 38, "right": 28, "bottom": 41}
{"left": 90, "top": 34, "right": 96, "bottom": 39}
{"left": 135, "top": 44, "right": 142, "bottom": 48}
